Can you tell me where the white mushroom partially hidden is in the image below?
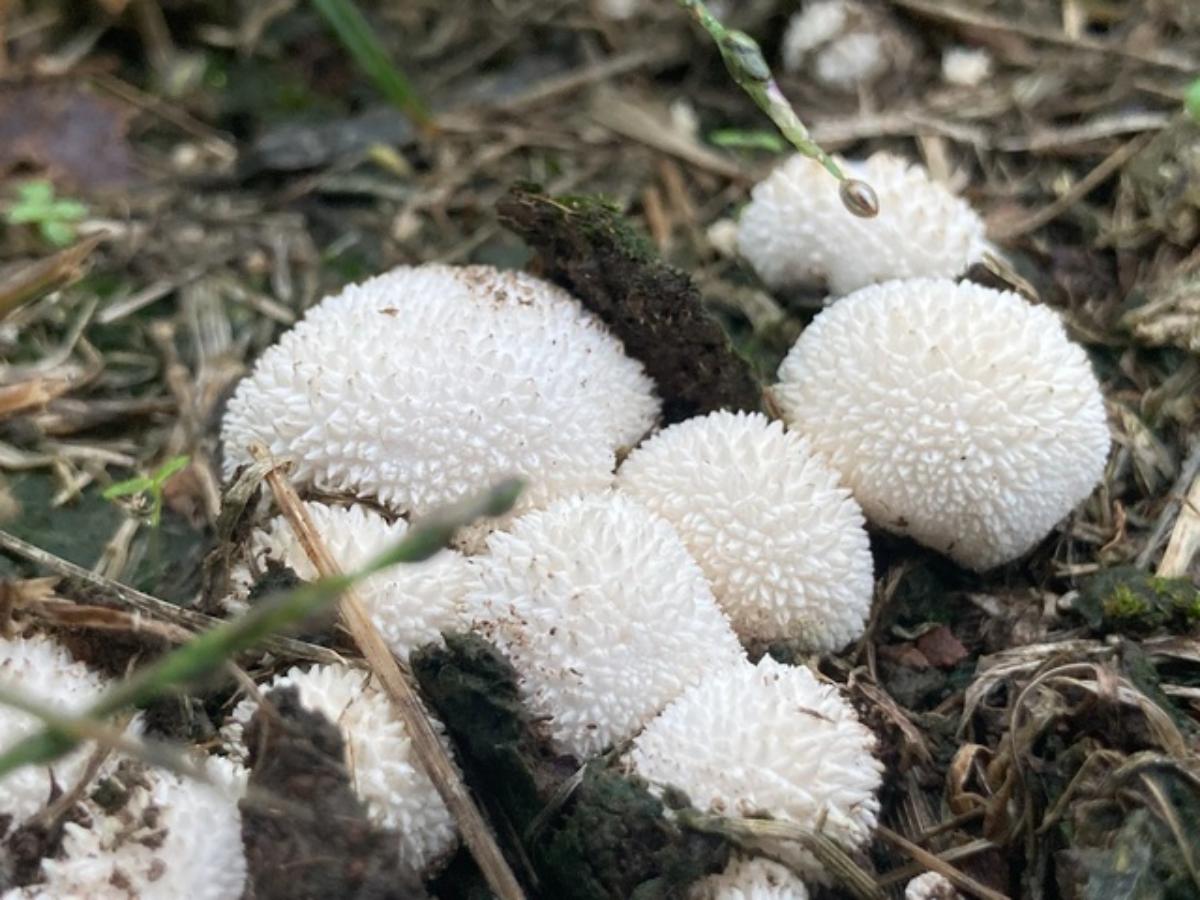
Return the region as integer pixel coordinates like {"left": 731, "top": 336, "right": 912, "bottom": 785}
{"left": 221, "top": 264, "right": 660, "bottom": 541}
{"left": 691, "top": 856, "right": 810, "bottom": 900}
{"left": 618, "top": 411, "right": 873, "bottom": 651}
{"left": 469, "top": 492, "right": 744, "bottom": 758}
{"left": 737, "top": 152, "right": 987, "bottom": 296}
{"left": 773, "top": 279, "right": 1111, "bottom": 570}
{"left": 225, "top": 663, "right": 458, "bottom": 874}
{"left": 231, "top": 501, "right": 479, "bottom": 660}
{"left": 0, "top": 633, "right": 141, "bottom": 832}
{"left": 628, "top": 657, "right": 881, "bottom": 878}
{"left": 13, "top": 757, "right": 248, "bottom": 900}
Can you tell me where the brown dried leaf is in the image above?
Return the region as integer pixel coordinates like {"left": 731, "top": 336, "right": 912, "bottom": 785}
{"left": 916, "top": 625, "right": 970, "bottom": 669}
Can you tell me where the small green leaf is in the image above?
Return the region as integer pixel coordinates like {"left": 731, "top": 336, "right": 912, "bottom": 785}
{"left": 709, "top": 128, "right": 787, "bottom": 152}
{"left": 49, "top": 200, "right": 88, "bottom": 222}
{"left": 16, "top": 180, "right": 54, "bottom": 205}
{"left": 151, "top": 455, "right": 191, "bottom": 488}
{"left": 40, "top": 220, "right": 76, "bottom": 247}
{"left": 103, "top": 476, "right": 155, "bottom": 500}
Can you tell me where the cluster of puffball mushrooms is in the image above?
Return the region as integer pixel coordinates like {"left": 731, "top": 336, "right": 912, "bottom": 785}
{"left": 2, "top": 154, "right": 1110, "bottom": 900}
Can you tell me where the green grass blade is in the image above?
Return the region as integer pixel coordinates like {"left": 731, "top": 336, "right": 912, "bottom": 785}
{"left": 308, "top": 0, "right": 432, "bottom": 126}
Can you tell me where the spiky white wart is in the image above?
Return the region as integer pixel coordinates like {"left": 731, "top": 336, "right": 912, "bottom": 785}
{"left": 737, "top": 152, "right": 988, "bottom": 296}
{"left": 16, "top": 756, "right": 248, "bottom": 900}
{"left": 774, "top": 279, "right": 1111, "bottom": 570}
{"left": 627, "top": 657, "right": 882, "bottom": 877}
{"left": 225, "top": 663, "right": 457, "bottom": 873}
{"left": 618, "top": 411, "right": 873, "bottom": 651}
{"left": 468, "top": 492, "right": 744, "bottom": 758}
{"left": 0, "top": 633, "right": 140, "bottom": 831}
{"left": 905, "top": 872, "right": 963, "bottom": 900}
{"left": 690, "top": 856, "right": 810, "bottom": 900}
{"left": 232, "top": 501, "right": 479, "bottom": 659}
{"left": 220, "top": 264, "right": 659, "bottom": 530}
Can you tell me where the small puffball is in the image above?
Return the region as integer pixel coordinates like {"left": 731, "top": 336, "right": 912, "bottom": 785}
{"left": 221, "top": 264, "right": 659, "bottom": 533}
{"left": 225, "top": 663, "right": 457, "bottom": 873}
{"left": 942, "top": 47, "right": 993, "bottom": 87}
{"left": 774, "top": 279, "right": 1111, "bottom": 570}
{"left": 691, "top": 856, "right": 810, "bottom": 900}
{"left": 16, "top": 757, "right": 248, "bottom": 900}
{"left": 905, "top": 871, "right": 964, "bottom": 900}
{"left": 781, "top": 1, "right": 910, "bottom": 90}
{"left": 233, "top": 501, "right": 479, "bottom": 659}
{"left": 737, "top": 152, "right": 988, "bottom": 296}
{"left": 627, "top": 656, "right": 882, "bottom": 877}
{"left": 0, "top": 633, "right": 140, "bottom": 829}
{"left": 469, "top": 492, "right": 745, "bottom": 758}
{"left": 618, "top": 411, "right": 873, "bottom": 651}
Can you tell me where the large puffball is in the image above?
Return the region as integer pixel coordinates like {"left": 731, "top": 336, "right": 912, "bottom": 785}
{"left": 627, "top": 657, "right": 882, "bottom": 876}
{"left": 0, "top": 633, "right": 139, "bottom": 830}
{"left": 233, "top": 501, "right": 479, "bottom": 659}
{"left": 225, "top": 663, "right": 457, "bottom": 873}
{"left": 691, "top": 856, "right": 810, "bottom": 900}
{"left": 618, "top": 411, "right": 873, "bottom": 651}
{"left": 14, "top": 757, "right": 247, "bottom": 900}
{"left": 469, "top": 492, "right": 744, "bottom": 758}
{"left": 773, "top": 279, "right": 1111, "bottom": 570}
{"left": 737, "top": 152, "right": 987, "bottom": 296}
{"left": 221, "top": 264, "right": 659, "bottom": 529}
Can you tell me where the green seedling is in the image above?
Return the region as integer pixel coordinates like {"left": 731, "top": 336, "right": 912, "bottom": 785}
{"left": 4, "top": 180, "right": 89, "bottom": 247}
{"left": 103, "top": 455, "right": 191, "bottom": 527}
{"left": 709, "top": 128, "right": 787, "bottom": 153}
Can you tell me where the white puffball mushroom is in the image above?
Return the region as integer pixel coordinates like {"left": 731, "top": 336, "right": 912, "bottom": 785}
{"left": 469, "top": 492, "right": 745, "bottom": 758}
{"left": 618, "top": 411, "right": 873, "bottom": 652}
{"left": 691, "top": 856, "right": 810, "bottom": 900}
{"left": 226, "top": 663, "right": 457, "bottom": 873}
{"left": 774, "top": 279, "right": 1111, "bottom": 571}
{"left": 232, "top": 501, "right": 480, "bottom": 659}
{"left": 905, "top": 871, "right": 964, "bottom": 900}
{"left": 781, "top": 1, "right": 911, "bottom": 91}
{"left": 221, "top": 264, "right": 659, "bottom": 536}
{"left": 627, "top": 656, "right": 882, "bottom": 876}
{"left": 737, "top": 152, "right": 988, "bottom": 296}
{"left": 15, "top": 757, "right": 248, "bottom": 900}
{"left": 941, "top": 47, "right": 993, "bottom": 87}
{"left": 0, "top": 633, "right": 140, "bottom": 830}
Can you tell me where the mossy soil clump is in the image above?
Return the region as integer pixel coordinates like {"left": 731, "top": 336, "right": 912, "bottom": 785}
{"left": 414, "top": 634, "right": 728, "bottom": 900}
{"left": 497, "top": 185, "right": 762, "bottom": 424}
{"left": 1077, "top": 566, "right": 1200, "bottom": 633}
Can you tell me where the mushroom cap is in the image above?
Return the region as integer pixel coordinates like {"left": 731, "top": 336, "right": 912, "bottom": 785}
{"left": 618, "top": 410, "right": 873, "bottom": 651}
{"left": 226, "top": 663, "right": 457, "bottom": 873}
{"left": 737, "top": 152, "right": 987, "bottom": 296}
{"left": 781, "top": 1, "right": 888, "bottom": 89}
{"left": 20, "top": 757, "right": 247, "bottom": 900}
{"left": 468, "top": 491, "right": 745, "bottom": 758}
{"left": 773, "top": 279, "right": 1111, "bottom": 570}
{"left": 0, "top": 633, "right": 140, "bottom": 829}
{"left": 234, "top": 501, "right": 479, "bottom": 659}
{"left": 221, "top": 264, "right": 659, "bottom": 529}
{"left": 905, "top": 872, "right": 963, "bottom": 900}
{"left": 690, "top": 856, "right": 810, "bottom": 900}
{"left": 627, "top": 656, "right": 882, "bottom": 876}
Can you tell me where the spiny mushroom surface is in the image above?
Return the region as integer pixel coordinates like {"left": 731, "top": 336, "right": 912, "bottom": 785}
{"left": 737, "top": 152, "right": 987, "bottom": 296}
{"left": 221, "top": 264, "right": 659, "bottom": 533}
{"left": 690, "top": 856, "right": 810, "bottom": 900}
{"left": 13, "top": 757, "right": 247, "bottom": 900}
{"left": 232, "top": 501, "right": 479, "bottom": 659}
{"left": 225, "top": 663, "right": 457, "bottom": 873}
{"left": 773, "top": 279, "right": 1111, "bottom": 571}
{"left": 468, "top": 491, "right": 745, "bottom": 758}
{"left": 626, "top": 656, "right": 881, "bottom": 877}
{"left": 618, "top": 410, "right": 873, "bottom": 651}
{"left": 0, "top": 633, "right": 140, "bottom": 830}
